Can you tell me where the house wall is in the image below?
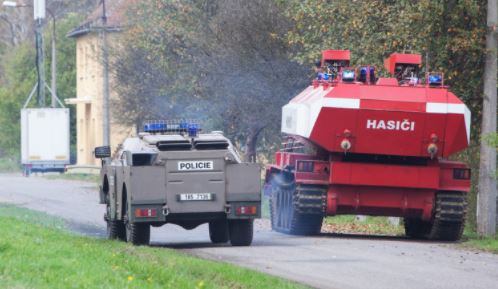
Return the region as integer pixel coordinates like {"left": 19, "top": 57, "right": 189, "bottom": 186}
{"left": 74, "top": 32, "right": 133, "bottom": 166}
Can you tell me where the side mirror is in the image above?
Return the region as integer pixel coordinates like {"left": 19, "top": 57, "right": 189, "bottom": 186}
{"left": 94, "top": 146, "right": 111, "bottom": 159}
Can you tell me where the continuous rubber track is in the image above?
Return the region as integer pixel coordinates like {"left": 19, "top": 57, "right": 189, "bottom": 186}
{"left": 270, "top": 174, "right": 326, "bottom": 235}
{"left": 427, "top": 191, "right": 467, "bottom": 241}
{"left": 404, "top": 191, "right": 467, "bottom": 241}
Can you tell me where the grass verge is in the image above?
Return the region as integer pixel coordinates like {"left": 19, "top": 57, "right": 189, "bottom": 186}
{"left": 0, "top": 157, "right": 20, "bottom": 173}
{"left": 0, "top": 205, "right": 308, "bottom": 289}
{"left": 44, "top": 173, "right": 100, "bottom": 184}
{"left": 461, "top": 229, "right": 498, "bottom": 254}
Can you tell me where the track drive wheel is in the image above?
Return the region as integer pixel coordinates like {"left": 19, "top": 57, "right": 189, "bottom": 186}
{"left": 229, "top": 219, "right": 253, "bottom": 246}
{"left": 209, "top": 219, "right": 229, "bottom": 244}
{"left": 270, "top": 173, "right": 325, "bottom": 236}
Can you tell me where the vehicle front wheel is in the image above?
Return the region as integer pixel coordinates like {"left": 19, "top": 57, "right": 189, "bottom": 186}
{"left": 229, "top": 219, "right": 253, "bottom": 246}
{"left": 209, "top": 220, "right": 229, "bottom": 244}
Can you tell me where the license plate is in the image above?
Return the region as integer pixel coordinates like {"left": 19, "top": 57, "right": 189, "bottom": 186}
{"left": 178, "top": 193, "right": 214, "bottom": 201}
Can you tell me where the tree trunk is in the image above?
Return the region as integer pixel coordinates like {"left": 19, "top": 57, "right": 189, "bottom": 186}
{"left": 477, "top": 0, "right": 497, "bottom": 236}
{"left": 244, "top": 125, "right": 264, "bottom": 163}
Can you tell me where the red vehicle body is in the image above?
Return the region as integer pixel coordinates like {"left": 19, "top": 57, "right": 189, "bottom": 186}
{"left": 264, "top": 50, "right": 471, "bottom": 241}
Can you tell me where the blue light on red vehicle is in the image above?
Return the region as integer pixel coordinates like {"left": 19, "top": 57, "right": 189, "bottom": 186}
{"left": 342, "top": 70, "right": 355, "bottom": 82}
{"left": 428, "top": 74, "right": 442, "bottom": 86}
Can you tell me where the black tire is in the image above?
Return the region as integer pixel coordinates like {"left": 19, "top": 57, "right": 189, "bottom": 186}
{"left": 270, "top": 174, "right": 324, "bottom": 236}
{"left": 107, "top": 219, "right": 126, "bottom": 241}
{"left": 105, "top": 198, "right": 126, "bottom": 241}
{"left": 229, "top": 219, "right": 253, "bottom": 246}
{"left": 23, "top": 166, "right": 31, "bottom": 177}
{"left": 209, "top": 220, "right": 229, "bottom": 244}
{"left": 123, "top": 202, "right": 150, "bottom": 246}
{"left": 125, "top": 221, "right": 151, "bottom": 246}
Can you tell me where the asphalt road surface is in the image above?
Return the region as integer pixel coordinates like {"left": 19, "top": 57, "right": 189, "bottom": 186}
{"left": 1, "top": 173, "right": 497, "bottom": 289}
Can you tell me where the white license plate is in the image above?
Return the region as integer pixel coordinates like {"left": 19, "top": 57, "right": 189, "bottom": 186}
{"left": 179, "top": 193, "right": 213, "bottom": 201}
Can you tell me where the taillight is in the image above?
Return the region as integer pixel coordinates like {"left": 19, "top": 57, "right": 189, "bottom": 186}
{"left": 296, "top": 160, "right": 314, "bottom": 172}
{"left": 453, "top": 168, "right": 471, "bottom": 180}
{"left": 235, "top": 206, "right": 257, "bottom": 216}
{"left": 135, "top": 208, "right": 157, "bottom": 218}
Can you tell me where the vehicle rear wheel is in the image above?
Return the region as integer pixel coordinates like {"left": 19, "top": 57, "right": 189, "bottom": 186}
{"left": 270, "top": 173, "right": 325, "bottom": 236}
{"left": 105, "top": 200, "right": 126, "bottom": 241}
{"left": 105, "top": 205, "right": 126, "bottom": 241}
{"left": 124, "top": 205, "right": 150, "bottom": 246}
{"left": 229, "top": 219, "right": 253, "bottom": 246}
{"left": 107, "top": 219, "right": 126, "bottom": 241}
{"left": 125, "top": 222, "right": 150, "bottom": 246}
{"left": 209, "top": 219, "right": 229, "bottom": 243}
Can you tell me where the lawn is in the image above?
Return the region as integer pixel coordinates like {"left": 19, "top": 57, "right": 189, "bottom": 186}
{"left": 44, "top": 173, "right": 100, "bottom": 184}
{"left": 0, "top": 205, "right": 308, "bottom": 289}
{"left": 462, "top": 229, "right": 498, "bottom": 254}
{"left": 0, "top": 157, "right": 20, "bottom": 173}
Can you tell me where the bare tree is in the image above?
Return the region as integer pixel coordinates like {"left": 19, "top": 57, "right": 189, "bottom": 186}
{"left": 477, "top": 0, "right": 497, "bottom": 236}
{"left": 113, "top": 0, "right": 309, "bottom": 162}
{"left": 196, "top": 0, "right": 308, "bottom": 161}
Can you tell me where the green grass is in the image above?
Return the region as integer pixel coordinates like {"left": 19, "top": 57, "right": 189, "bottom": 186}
{"left": 0, "top": 157, "right": 20, "bottom": 172}
{"left": 461, "top": 228, "right": 498, "bottom": 254}
{"left": 0, "top": 206, "right": 308, "bottom": 289}
{"left": 44, "top": 173, "right": 100, "bottom": 184}
{"left": 0, "top": 204, "right": 67, "bottom": 230}
{"left": 323, "top": 215, "right": 404, "bottom": 236}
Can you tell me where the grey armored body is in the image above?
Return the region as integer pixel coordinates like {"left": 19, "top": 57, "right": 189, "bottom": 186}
{"left": 95, "top": 125, "right": 261, "bottom": 246}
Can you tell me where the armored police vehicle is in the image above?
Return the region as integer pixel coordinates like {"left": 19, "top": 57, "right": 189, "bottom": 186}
{"left": 95, "top": 121, "right": 261, "bottom": 246}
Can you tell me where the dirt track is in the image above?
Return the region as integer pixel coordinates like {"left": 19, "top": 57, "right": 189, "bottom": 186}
{"left": 1, "top": 173, "right": 497, "bottom": 289}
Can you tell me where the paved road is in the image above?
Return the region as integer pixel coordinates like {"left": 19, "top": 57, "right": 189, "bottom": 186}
{"left": 1, "top": 173, "right": 497, "bottom": 289}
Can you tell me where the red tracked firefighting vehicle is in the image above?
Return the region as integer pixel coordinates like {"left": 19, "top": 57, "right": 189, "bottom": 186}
{"left": 264, "top": 50, "right": 471, "bottom": 241}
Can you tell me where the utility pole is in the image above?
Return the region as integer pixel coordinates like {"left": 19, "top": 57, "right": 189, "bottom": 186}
{"left": 48, "top": 8, "right": 56, "bottom": 107}
{"left": 34, "top": 0, "right": 46, "bottom": 107}
{"left": 101, "top": 0, "right": 110, "bottom": 146}
{"left": 477, "top": 0, "right": 497, "bottom": 236}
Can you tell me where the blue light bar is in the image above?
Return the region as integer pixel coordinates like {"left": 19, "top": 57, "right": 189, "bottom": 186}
{"left": 144, "top": 122, "right": 167, "bottom": 132}
{"left": 179, "top": 121, "right": 189, "bottom": 129}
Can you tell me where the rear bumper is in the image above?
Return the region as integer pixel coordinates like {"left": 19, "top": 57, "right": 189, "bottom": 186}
{"left": 323, "top": 160, "right": 470, "bottom": 220}
{"left": 291, "top": 159, "right": 470, "bottom": 191}
{"left": 129, "top": 201, "right": 261, "bottom": 223}
{"left": 270, "top": 156, "right": 471, "bottom": 220}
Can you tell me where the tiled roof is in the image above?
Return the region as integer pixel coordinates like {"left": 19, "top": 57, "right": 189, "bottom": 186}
{"left": 67, "top": 0, "right": 135, "bottom": 38}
